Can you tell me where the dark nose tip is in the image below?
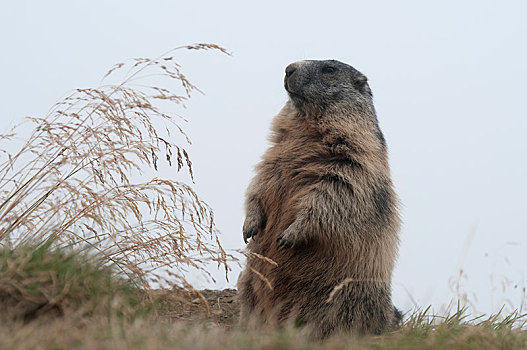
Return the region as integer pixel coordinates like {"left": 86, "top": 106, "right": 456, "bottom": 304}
{"left": 285, "top": 64, "right": 297, "bottom": 78}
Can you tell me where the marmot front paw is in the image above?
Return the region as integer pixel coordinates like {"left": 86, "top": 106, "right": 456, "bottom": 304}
{"left": 243, "top": 214, "right": 263, "bottom": 243}
{"left": 276, "top": 225, "right": 304, "bottom": 249}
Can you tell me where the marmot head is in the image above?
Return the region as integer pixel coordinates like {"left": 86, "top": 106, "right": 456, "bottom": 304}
{"left": 284, "top": 60, "right": 373, "bottom": 115}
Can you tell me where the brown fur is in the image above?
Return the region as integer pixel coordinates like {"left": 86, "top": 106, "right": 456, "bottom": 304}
{"left": 238, "top": 60, "right": 400, "bottom": 338}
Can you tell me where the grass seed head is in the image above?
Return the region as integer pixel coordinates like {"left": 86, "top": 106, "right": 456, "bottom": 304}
{"left": 0, "top": 44, "right": 232, "bottom": 294}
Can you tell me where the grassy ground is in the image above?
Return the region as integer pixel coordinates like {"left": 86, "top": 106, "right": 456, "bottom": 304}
{"left": 1, "top": 244, "right": 526, "bottom": 350}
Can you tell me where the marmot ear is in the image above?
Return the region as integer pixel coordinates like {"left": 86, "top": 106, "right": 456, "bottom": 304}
{"left": 354, "top": 73, "right": 372, "bottom": 97}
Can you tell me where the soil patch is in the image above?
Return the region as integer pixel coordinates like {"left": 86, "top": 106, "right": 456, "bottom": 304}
{"left": 154, "top": 289, "right": 239, "bottom": 328}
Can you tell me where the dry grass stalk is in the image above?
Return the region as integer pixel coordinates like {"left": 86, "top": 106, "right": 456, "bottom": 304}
{"left": 326, "top": 278, "right": 355, "bottom": 303}
{"left": 249, "top": 267, "right": 274, "bottom": 291}
{"left": 0, "top": 44, "right": 231, "bottom": 291}
{"left": 247, "top": 252, "right": 278, "bottom": 267}
{"left": 326, "top": 277, "right": 388, "bottom": 303}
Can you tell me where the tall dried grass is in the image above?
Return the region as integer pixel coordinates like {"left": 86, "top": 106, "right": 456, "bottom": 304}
{"left": 0, "top": 44, "right": 231, "bottom": 291}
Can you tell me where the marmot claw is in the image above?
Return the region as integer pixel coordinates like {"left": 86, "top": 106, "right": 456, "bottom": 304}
{"left": 276, "top": 232, "right": 295, "bottom": 248}
{"left": 243, "top": 226, "right": 257, "bottom": 243}
{"left": 242, "top": 215, "right": 261, "bottom": 243}
{"left": 276, "top": 224, "right": 303, "bottom": 249}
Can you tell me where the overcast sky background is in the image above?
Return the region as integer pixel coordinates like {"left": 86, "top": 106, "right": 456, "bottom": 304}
{"left": 1, "top": 0, "right": 526, "bottom": 314}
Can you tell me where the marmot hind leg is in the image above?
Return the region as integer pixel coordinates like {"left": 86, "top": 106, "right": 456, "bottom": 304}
{"left": 237, "top": 270, "right": 258, "bottom": 326}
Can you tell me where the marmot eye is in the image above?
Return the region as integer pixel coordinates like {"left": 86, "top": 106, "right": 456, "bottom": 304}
{"left": 322, "top": 66, "right": 336, "bottom": 74}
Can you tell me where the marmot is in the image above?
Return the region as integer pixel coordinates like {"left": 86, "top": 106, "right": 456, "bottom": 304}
{"left": 237, "top": 59, "right": 400, "bottom": 338}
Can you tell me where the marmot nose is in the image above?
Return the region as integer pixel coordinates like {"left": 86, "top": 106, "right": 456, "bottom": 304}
{"left": 285, "top": 64, "right": 297, "bottom": 78}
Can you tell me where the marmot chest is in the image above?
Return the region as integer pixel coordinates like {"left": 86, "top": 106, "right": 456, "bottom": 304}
{"left": 258, "top": 140, "right": 333, "bottom": 216}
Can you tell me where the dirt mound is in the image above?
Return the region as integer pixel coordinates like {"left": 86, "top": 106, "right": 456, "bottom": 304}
{"left": 155, "top": 289, "right": 239, "bottom": 328}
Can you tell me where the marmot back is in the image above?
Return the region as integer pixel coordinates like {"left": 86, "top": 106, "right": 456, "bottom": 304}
{"left": 237, "top": 60, "right": 400, "bottom": 338}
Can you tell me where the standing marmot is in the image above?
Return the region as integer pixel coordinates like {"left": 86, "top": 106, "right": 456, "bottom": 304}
{"left": 237, "top": 60, "right": 400, "bottom": 338}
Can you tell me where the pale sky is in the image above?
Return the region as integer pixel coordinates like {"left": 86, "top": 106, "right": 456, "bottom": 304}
{"left": 1, "top": 0, "right": 526, "bottom": 314}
